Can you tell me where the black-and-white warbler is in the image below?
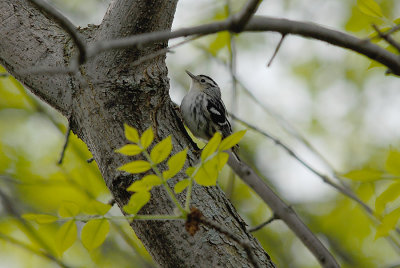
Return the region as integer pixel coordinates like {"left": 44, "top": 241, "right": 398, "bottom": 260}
{"left": 180, "top": 70, "right": 239, "bottom": 158}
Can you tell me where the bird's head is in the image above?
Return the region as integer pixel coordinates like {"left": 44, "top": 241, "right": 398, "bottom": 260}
{"left": 186, "top": 70, "right": 220, "bottom": 93}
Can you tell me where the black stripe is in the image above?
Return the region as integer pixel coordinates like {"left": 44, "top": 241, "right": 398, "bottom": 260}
{"left": 199, "top": 75, "right": 218, "bottom": 87}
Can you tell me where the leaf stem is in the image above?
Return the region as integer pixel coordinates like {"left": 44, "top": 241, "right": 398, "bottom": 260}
{"left": 184, "top": 177, "right": 193, "bottom": 211}
{"left": 141, "top": 148, "right": 187, "bottom": 216}
{"left": 67, "top": 214, "right": 185, "bottom": 222}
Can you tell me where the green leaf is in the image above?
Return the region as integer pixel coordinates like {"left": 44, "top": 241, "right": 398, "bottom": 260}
{"left": 164, "top": 149, "right": 187, "bottom": 179}
{"left": 59, "top": 201, "right": 80, "bottom": 218}
{"left": 83, "top": 200, "right": 112, "bottom": 215}
{"left": 81, "top": 219, "right": 110, "bottom": 251}
{"left": 209, "top": 31, "right": 230, "bottom": 56}
{"left": 56, "top": 220, "right": 77, "bottom": 256}
{"left": 118, "top": 160, "right": 151, "bottom": 174}
{"left": 375, "top": 182, "right": 400, "bottom": 214}
{"left": 201, "top": 132, "right": 222, "bottom": 161}
{"left": 194, "top": 159, "right": 219, "bottom": 186}
{"left": 150, "top": 136, "right": 172, "bottom": 164}
{"left": 174, "top": 179, "right": 190, "bottom": 194}
{"left": 357, "top": 0, "right": 383, "bottom": 18}
{"left": 127, "top": 174, "right": 162, "bottom": 192}
{"left": 342, "top": 169, "right": 383, "bottom": 182}
{"left": 140, "top": 127, "right": 154, "bottom": 149}
{"left": 186, "top": 166, "right": 196, "bottom": 177}
{"left": 219, "top": 130, "right": 246, "bottom": 151}
{"left": 123, "top": 192, "right": 151, "bottom": 215}
{"left": 216, "top": 152, "right": 229, "bottom": 170}
{"left": 115, "top": 144, "right": 142, "bottom": 156}
{"left": 375, "top": 207, "right": 400, "bottom": 239}
{"left": 22, "top": 213, "right": 58, "bottom": 224}
{"left": 385, "top": 150, "right": 400, "bottom": 176}
{"left": 124, "top": 124, "right": 139, "bottom": 143}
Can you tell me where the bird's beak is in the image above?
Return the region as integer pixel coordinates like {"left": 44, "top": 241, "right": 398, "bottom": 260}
{"left": 185, "top": 70, "right": 196, "bottom": 79}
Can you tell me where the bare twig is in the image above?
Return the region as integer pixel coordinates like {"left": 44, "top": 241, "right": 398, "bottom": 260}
{"left": 130, "top": 36, "right": 200, "bottom": 67}
{"left": 267, "top": 34, "right": 286, "bottom": 67}
{"left": 17, "top": 14, "right": 400, "bottom": 76}
{"left": 372, "top": 24, "right": 400, "bottom": 53}
{"left": 29, "top": 0, "right": 86, "bottom": 64}
{"left": 231, "top": 114, "right": 400, "bottom": 252}
{"left": 248, "top": 215, "right": 278, "bottom": 232}
{"left": 226, "top": 152, "right": 339, "bottom": 268}
{"left": 87, "top": 16, "right": 400, "bottom": 75}
{"left": 57, "top": 124, "right": 71, "bottom": 165}
{"left": 225, "top": 0, "right": 238, "bottom": 199}
{"left": 383, "top": 24, "right": 400, "bottom": 37}
{"left": 232, "top": 0, "right": 262, "bottom": 32}
{"left": 231, "top": 114, "right": 373, "bottom": 214}
{"left": 0, "top": 73, "right": 9, "bottom": 77}
{"left": 368, "top": 24, "right": 400, "bottom": 41}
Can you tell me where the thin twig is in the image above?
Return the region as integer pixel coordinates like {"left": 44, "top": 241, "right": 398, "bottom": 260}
{"left": 248, "top": 215, "right": 278, "bottom": 232}
{"left": 58, "top": 124, "right": 71, "bottom": 165}
{"left": 14, "top": 15, "right": 400, "bottom": 76}
{"left": 130, "top": 36, "right": 200, "bottom": 67}
{"left": 267, "top": 34, "right": 286, "bottom": 67}
{"left": 226, "top": 0, "right": 238, "bottom": 199}
{"left": 29, "top": 0, "right": 86, "bottom": 64}
{"left": 372, "top": 24, "right": 400, "bottom": 53}
{"left": 0, "top": 73, "right": 9, "bottom": 77}
{"left": 231, "top": 114, "right": 400, "bottom": 252}
{"left": 231, "top": 114, "right": 373, "bottom": 214}
{"left": 232, "top": 0, "right": 262, "bottom": 32}
{"left": 85, "top": 16, "right": 400, "bottom": 75}
{"left": 368, "top": 24, "right": 400, "bottom": 41}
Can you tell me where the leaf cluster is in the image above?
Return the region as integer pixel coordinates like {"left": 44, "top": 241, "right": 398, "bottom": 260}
{"left": 117, "top": 124, "right": 246, "bottom": 214}
{"left": 343, "top": 149, "right": 400, "bottom": 238}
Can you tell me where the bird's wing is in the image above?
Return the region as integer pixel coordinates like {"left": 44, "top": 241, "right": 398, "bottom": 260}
{"left": 206, "top": 97, "right": 232, "bottom": 138}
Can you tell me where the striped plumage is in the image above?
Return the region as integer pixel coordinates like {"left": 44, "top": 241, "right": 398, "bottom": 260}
{"left": 181, "top": 71, "right": 239, "bottom": 157}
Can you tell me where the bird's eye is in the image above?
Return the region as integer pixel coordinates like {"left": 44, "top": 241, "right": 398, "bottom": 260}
{"left": 200, "top": 79, "right": 206, "bottom": 83}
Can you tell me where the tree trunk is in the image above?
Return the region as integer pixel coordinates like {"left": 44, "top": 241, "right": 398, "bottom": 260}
{"left": 0, "top": 0, "right": 274, "bottom": 266}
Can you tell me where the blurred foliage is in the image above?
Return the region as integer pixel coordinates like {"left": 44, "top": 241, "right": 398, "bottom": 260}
{"left": 0, "top": 65, "right": 152, "bottom": 267}
{"left": 2, "top": 0, "right": 400, "bottom": 267}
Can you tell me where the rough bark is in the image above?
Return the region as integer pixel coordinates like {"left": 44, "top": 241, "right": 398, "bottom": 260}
{"left": 0, "top": 0, "right": 274, "bottom": 267}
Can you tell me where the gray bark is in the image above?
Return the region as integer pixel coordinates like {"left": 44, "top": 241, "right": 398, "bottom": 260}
{"left": 0, "top": 0, "right": 274, "bottom": 267}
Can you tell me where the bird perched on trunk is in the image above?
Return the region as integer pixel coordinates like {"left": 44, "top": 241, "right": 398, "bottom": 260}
{"left": 180, "top": 70, "right": 239, "bottom": 158}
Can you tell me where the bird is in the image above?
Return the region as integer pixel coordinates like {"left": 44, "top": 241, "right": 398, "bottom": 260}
{"left": 180, "top": 70, "right": 239, "bottom": 158}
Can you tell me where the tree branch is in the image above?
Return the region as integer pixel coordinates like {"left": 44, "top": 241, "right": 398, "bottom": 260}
{"left": 29, "top": 0, "right": 86, "bottom": 64}
{"left": 227, "top": 153, "right": 340, "bottom": 268}
{"left": 88, "top": 16, "right": 400, "bottom": 75}
{"left": 372, "top": 24, "right": 400, "bottom": 54}
{"left": 231, "top": 0, "right": 262, "bottom": 32}
{"left": 0, "top": 1, "right": 73, "bottom": 115}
